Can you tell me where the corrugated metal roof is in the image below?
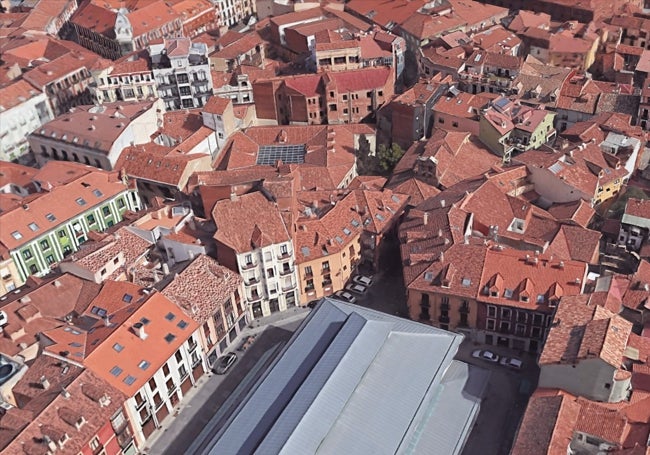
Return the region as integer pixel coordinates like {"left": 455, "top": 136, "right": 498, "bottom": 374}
{"left": 203, "top": 298, "right": 484, "bottom": 455}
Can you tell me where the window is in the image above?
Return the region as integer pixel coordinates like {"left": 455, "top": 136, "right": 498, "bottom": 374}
{"left": 531, "top": 326, "right": 542, "bottom": 338}
{"left": 280, "top": 244, "right": 288, "bottom": 255}
{"left": 180, "top": 86, "right": 191, "bottom": 96}
{"left": 29, "top": 264, "right": 38, "bottom": 274}
{"left": 165, "top": 312, "right": 176, "bottom": 321}
{"left": 163, "top": 364, "right": 170, "bottom": 377}
{"left": 304, "top": 266, "right": 312, "bottom": 276}
{"left": 177, "top": 320, "right": 188, "bottom": 329}
{"left": 123, "top": 375, "right": 136, "bottom": 385}
{"left": 22, "top": 249, "right": 33, "bottom": 260}
{"left": 267, "top": 268, "right": 275, "bottom": 278}
{"left": 182, "top": 99, "right": 194, "bottom": 108}
{"left": 322, "top": 261, "right": 330, "bottom": 271}
{"left": 499, "top": 321, "right": 510, "bottom": 332}
{"left": 40, "top": 239, "right": 49, "bottom": 250}
{"left": 486, "top": 319, "right": 495, "bottom": 330}
{"left": 87, "top": 214, "right": 96, "bottom": 225}
{"left": 244, "top": 254, "right": 252, "bottom": 265}
{"left": 532, "top": 314, "right": 543, "bottom": 326}
{"left": 76, "top": 197, "right": 86, "bottom": 206}
{"left": 102, "top": 206, "right": 111, "bottom": 216}
{"left": 11, "top": 231, "right": 22, "bottom": 240}
{"left": 46, "top": 213, "right": 56, "bottom": 222}
{"left": 93, "top": 189, "right": 103, "bottom": 198}
{"left": 487, "top": 305, "right": 496, "bottom": 318}
{"left": 165, "top": 333, "right": 176, "bottom": 343}
{"left": 113, "top": 343, "right": 124, "bottom": 352}
{"left": 46, "top": 255, "right": 55, "bottom": 265}
{"left": 28, "top": 222, "right": 39, "bottom": 231}
{"left": 177, "top": 73, "right": 189, "bottom": 84}
{"left": 138, "top": 360, "right": 150, "bottom": 370}
{"left": 501, "top": 308, "right": 511, "bottom": 319}
{"left": 117, "top": 198, "right": 126, "bottom": 209}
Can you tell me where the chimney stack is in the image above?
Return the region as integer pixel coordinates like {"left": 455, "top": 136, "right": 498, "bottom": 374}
{"left": 423, "top": 212, "right": 429, "bottom": 225}
{"left": 133, "top": 322, "right": 147, "bottom": 340}
{"left": 440, "top": 199, "right": 446, "bottom": 208}
{"left": 39, "top": 376, "right": 50, "bottom": 390}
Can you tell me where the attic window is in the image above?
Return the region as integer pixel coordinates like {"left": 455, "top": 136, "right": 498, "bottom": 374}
{"left": 351, "top": 219, "right": 360, "bottom": 227}
{"left": 76, "top": 197, "right": 87, "bottom": 206}
{"left": 46, "top": 213, "right": 56, "bottom": 222}
{"left": 113, "top": 343, "right": 124, "bottom": 352}
{"left": 11, "top": 231, "right": 22, "bottom": 240}
{"left": 164, "top": 333, "right": 176, "bottom": 343}
{"left": 91, "top": 306, "right": 107, "bottom": 317}
{"left": 424, "top": 271, "right": 433, "bottom": 281}
{"left": 93, "top": 189, "right": 103, "bottom": 197}
{"left": 123, "top": 375, "right": 136, "bottom": 386}
{"left": 109, "top": 366, "right": 123, "bottom": 377}
{"left": 301, "top": 246, "right": 310, "bottom": 257}
{"left": 123, "top": 294, "right": 133, "bottom": 303}
{"left": 343, "top": 227, "right": 351, "bottom": 236}
{"left": 138, "top": 360, "right": 150, "bottom": 370}
{"left": 177, "top": 320, "right": 188, "bottom": 329}
{"left": 363, "top": 218, "right": 371, "bottom": 226}
{"left": 165, "top": 312, "right": 176, "bottom": 321}
{"left": 28, "top": 222, "right": 39, "bottom": 231}
{"left": 375, "top": 214, "right": 385, "bottom": 222}
{"left": 536, "top": 294, "right": 545, "bottom": 304}
{"left": 461, "top": 278, "right": 471, "bottom": 287}
{"left": 504, "top": 289, "right": 514, "bottom": 299}
{"left": 391, "top": 195, "right": 400, "bottom": 203}
{"left": 335, "top": 236, "right": 343, "bottom": 244}
{"left": 140, "top": 317, "right": 150, "bottom": 325}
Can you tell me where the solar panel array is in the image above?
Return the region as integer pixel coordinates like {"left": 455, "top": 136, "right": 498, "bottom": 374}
{"left": 257, "top": 144, "right": 307, "bottom": 165}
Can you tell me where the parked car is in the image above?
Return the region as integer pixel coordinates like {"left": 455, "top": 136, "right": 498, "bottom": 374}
{"left": 352, "top": 275, "right": 373, "bottom": 287}
{"left": 333, "top": 290, "right": 357, "bottom": 304}
{"left": 499, "top": 356, "right": 523, "bottom": 370}
{"left": 345, "top": 283, "right": 368, "bottom": 294}
{"left": 471, "top": 349, "right": 499, "bottom": 363}
{"left": 213, "top": 352, "right": 237, "bottom": 375}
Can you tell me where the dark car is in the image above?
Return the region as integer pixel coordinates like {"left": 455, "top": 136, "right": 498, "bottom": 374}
{"left": 213, "top": 352, "right": 237, "bottom": 375}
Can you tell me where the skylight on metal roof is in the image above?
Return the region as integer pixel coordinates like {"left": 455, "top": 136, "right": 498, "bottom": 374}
{"left": 256, "top": 144, "right": 306, "bottom": 166}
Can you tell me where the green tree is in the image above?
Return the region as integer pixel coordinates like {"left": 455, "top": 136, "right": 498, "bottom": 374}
{"left": 377, "top": 143, "right": 404, "bottom": 173}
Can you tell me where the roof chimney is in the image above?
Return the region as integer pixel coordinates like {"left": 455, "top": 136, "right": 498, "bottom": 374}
{"left": 423, "top": 212, "right": 429, "bottom": 225}
{"left": 39, "top": 376, "right": 50, "bottom": 390}
{"left": 440, "top": 199, "right": 446, "bottom": 208}
{"left": 133, "top": 322, "right": 147, "bottom": 340}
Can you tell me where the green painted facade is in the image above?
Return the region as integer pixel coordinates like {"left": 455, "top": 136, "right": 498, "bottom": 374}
{"left": 10, "top": 190, "right": 141, "bottom": 281}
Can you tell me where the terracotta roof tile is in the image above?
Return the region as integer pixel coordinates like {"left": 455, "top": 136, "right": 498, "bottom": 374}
{"left": 212, "top": 192, "right": 290, "bottom": 254}
{"left": 162, "top": 254, "right": 243, "bottom": 324}
{"left": 511, "top": 391, "right": 580, "bottom": 455}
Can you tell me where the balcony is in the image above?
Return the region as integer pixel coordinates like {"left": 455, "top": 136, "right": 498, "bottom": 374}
{"left": 277, "top": 250, "right": 292, "bottom": 260}
{"left": 191, "top": 78, "right": 208, "bottom": 86}
{"left": 281, "top": 281, "right": 295, "bottom": 291}
{"left": 244, "top": 276, "right": 260, "bottom": 286}
{"left": 279, "top": 267, "right": 294, "bottom": 276}
{"left": 249, "top": 291, "right": 262, "bottom": 302}
{"left": 241, "top": 260, "right": 258, "bottom": 270}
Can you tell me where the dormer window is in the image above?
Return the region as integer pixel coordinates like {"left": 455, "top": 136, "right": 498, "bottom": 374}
{"left": 59, "top": 433, "right": 70, "bottom": 448}
{"left": 504, "top": 289, "right": 513, "bottom": 299}
{"left": 536, "top": 294, "right": 545, "bottom": 304}
{"left": 490, "top": 290, "right": 498, "bottom": 297}
{"left": 520, "top": 295, "right": 529, "bottom": 302}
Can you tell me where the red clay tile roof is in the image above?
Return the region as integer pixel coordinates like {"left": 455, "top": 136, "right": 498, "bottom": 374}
{"left": 388, "top": 178, "right": 441, "bottom": 207}
{"left": 4, "top": 367, "right": 126, "bottom": 455}
{"left": 625, "top": 198, "right": 650, "bottom": 221}
{"left": 212, "top": 191, "right": 290, "bottom": 254}
{"left": 0, "top": 164, "right": 134, "bottom": 251}
{"left": 83, "top": 290, "right": 199, "bottom": 395}
{"left": 511, "top": 391, "right": 581, "bottom": 455}
{"left": 162, "top": 254, "right": 243, "bottom": 324}
{"left": 126, "top": 0, "right": 180, "bottom": 37}
{"left": 540, "top": 296, "right": 632, "bottom": 366}
{"left": 71, "top": 1, "right": 117, "bottom": 35}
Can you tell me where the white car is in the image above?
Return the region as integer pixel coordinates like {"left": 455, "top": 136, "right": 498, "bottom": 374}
{"left": 499, "top": 357, "right": 523, "bottom": 370}
{"left": 345, "top": 283, "right": 368, "bottom": 294}
{"left": 471, "top": 349, "right": 500, "bottom": 363}
{"left": 352, "top": 275, "right": 373, "bottom": 287}
{"left": 333, "top": 290, "right": 357, "bottom": 304}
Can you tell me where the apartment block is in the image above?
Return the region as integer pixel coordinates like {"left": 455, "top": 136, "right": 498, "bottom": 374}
{"left": 0, "top": 162, "right": 141, "bottom": 281}
{"left": 212, "top": 192, "right": 299, "bottom": 319}
{"left": 30, "top": 99, "right": 163, "bottom": 171}
{"left": 150, "top": 38, "right": 213, "bottom": 110}
{"left": 0, "top": 80, "right": 54, "bottom": 162}
{"left": 215, "top": 0, "right": 256, "bottom": 28}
